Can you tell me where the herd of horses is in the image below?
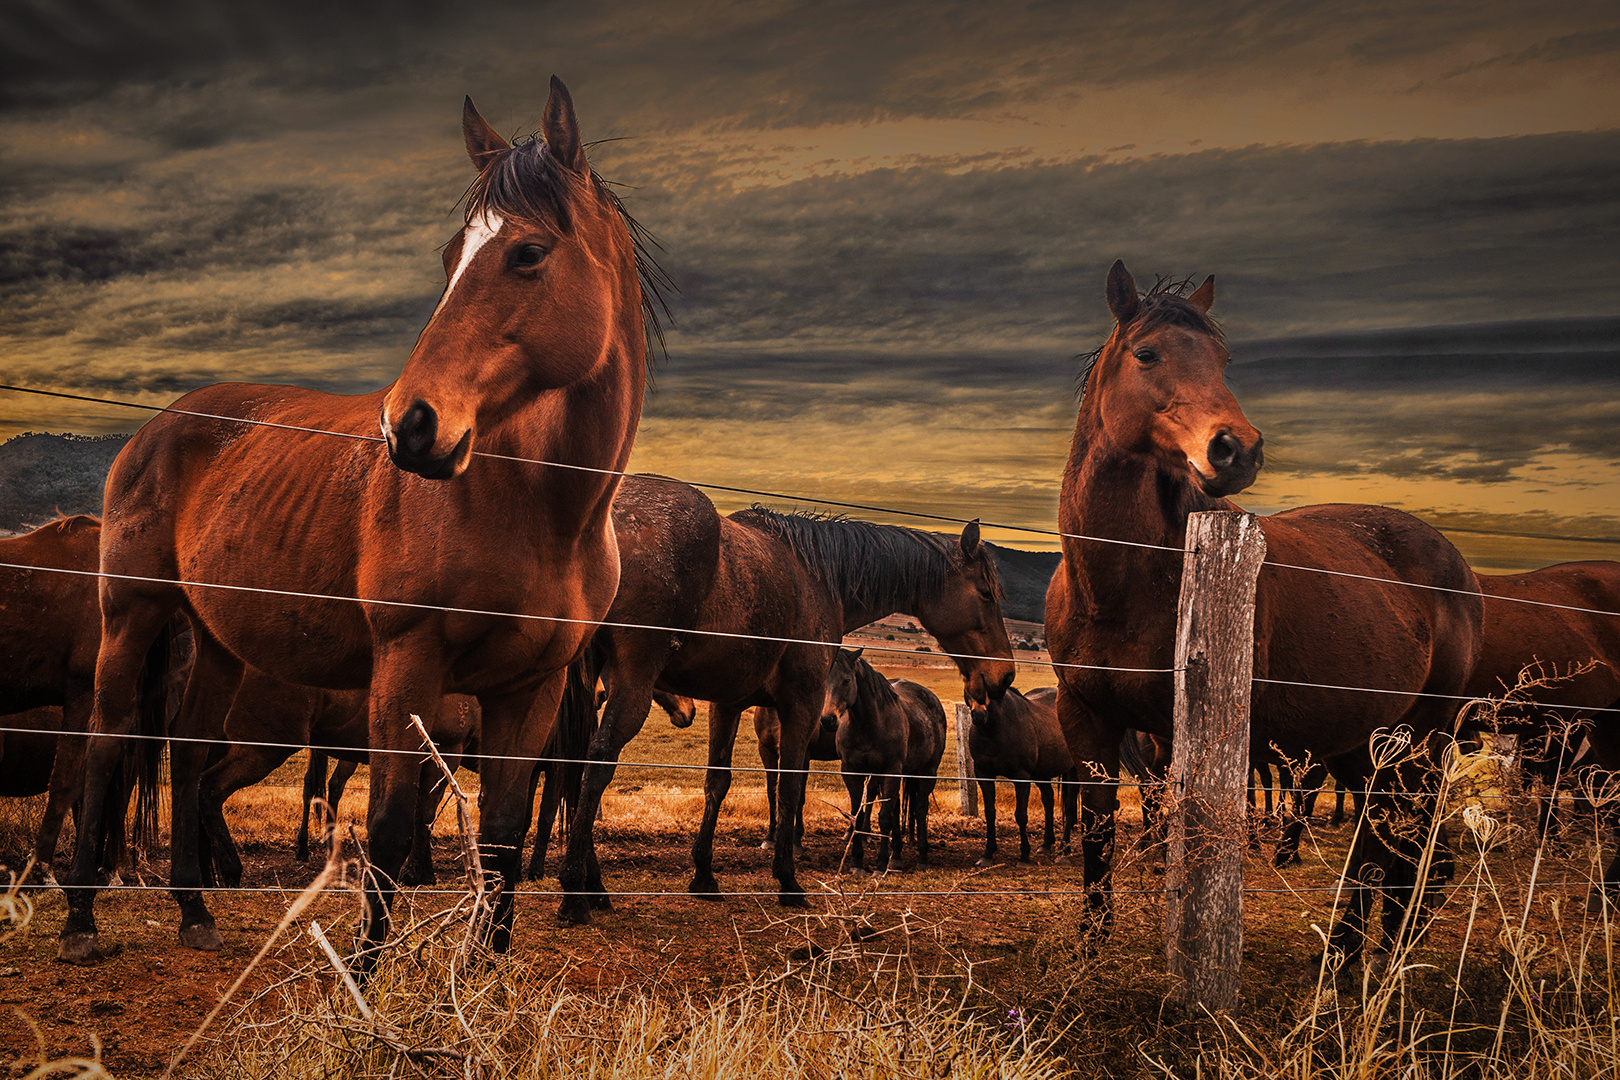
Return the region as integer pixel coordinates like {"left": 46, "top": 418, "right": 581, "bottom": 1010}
{"left": 3, "top": 78, "right": 1620, "bottom": 979}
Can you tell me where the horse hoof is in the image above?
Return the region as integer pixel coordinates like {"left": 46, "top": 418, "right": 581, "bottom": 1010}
{"left": 589, "top": 893, "right": 613, "bottom": 912}
{"left": 688, "top": 876, "right": 723, "bottom": 900}
{"left": 556, "top": 898, "right": 594, "bottom": 926}
{"left": 778, "top": 890, "right": 811, "bottom": 909}
{"left": 1587, "top": 889, "right": 1614, "bottom": 915}
{"left": 1018, "top": 854, "right": 1032, "bottom": 865}
{"left": 1273, "top": 851, "right": 1300, "bottom": 869}
{"left": 759, "top": 840, "right": 772, "bottom": 851}
{"left": 179, "top": 922, "right": 224, "bottom": 951}
{"left": 1053, "top": 853, "right": 1071, "bottom": 866}
{"left": 56, "top": 932, "right": 104, "bottom": 965}
{"left": 974, "top": 856, "right": 994, "bottom": 868}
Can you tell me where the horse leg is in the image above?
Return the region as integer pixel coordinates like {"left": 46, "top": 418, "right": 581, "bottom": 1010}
{"left": 879, "top": 773, "right": 904, "bottom": 872}
{"left": 911, "top": 779, "right": 932, "bottom": 867}
{"left": 1275, "top": 761, "right": 1326, "bottom": 868}
{"left": 975, "top": 778, "right": 998, "bottom": 866}
{"left": 198, "top": 738, "right": 295, "bottom": 889}
{"left": 32, "top": 683, "right": 93, "bottom": 883}
{"left": 559, "top": 654, "right": 659, "bottom": 924}
{"left": 1057, "top": 769, "right": 1079, "bottom": 864}
{"left": 349, "top": 644, "right": 441, "bottom": 974}
{"left": 323, "top": 759, "right": 358, "bottom": 859}
{"left": 1057, "top": 688, "right": 1120, "bottom": 936}
{"left": 1013, "top": 780, "right": 1033, "bottom": 863}
{"left": 1036, "top": 780, "right": 1056, "bottom": 857}
{"left": 475, "top": 679, "right": 560, "bottom": 955}
{"left": 527, "top": 761, "right": 560, "bottom": 881}
{"left": 757, "top": 710, "right": 780, "bottom": 850}
{"left": 766, "top": 695, "right": 821, "bottom": 905}
{"left": 690, "top": 702, "right": 743, "bottom": 898}
{"left": 402, "top": 758, "right": 447, "bottom": 887}
{"left": 843, "top": 772, "right": 870, "bottom": 873}
{"left": 296, "top": 750, "right": 328, "bottom": 863}
{"left": 58, "top": 588, "right": 179, "bottom": 964}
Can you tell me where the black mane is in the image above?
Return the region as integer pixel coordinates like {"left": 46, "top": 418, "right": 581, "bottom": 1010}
{"left": 733, "top": 507, "right": 1002, "bottom": 612}
{"left": 462, "top": 134, "right": 673, "bottom": 362}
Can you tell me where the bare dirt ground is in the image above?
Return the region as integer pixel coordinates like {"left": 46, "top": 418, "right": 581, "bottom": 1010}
{"left": 3, "top": 776, "right": 1607, "bottom": 1077}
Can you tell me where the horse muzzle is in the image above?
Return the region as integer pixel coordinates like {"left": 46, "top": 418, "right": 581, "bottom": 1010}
{"left": 382, "top": 400, "right": 475, "bottom": 480}
{"left": 1199, "top": 429, "right": 1263, "bottom": 497}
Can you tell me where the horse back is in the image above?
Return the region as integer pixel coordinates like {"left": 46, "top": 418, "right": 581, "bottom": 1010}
{"left": 0, "top": 517, "right": 101, "bottom": 708}
{"left": 891, "top": 679, "right": 947, "bottom": 776}
{"left": 1469, "top": 562, "right": 1620, "bottom": 713}
{"left": 1252, "top": 503, "right": 1483, "bottom": 757}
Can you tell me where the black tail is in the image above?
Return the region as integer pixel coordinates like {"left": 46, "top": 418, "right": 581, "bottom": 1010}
{"left": 548, "top": 647, "right": 601, "bottom": 825}
{"left": 127, "top": 617, "right": 177, "bottom": 856}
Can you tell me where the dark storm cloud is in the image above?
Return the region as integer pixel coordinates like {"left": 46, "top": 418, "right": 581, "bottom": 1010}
{"left": 638, "top": 129, "right": 1620, "bottom": 363}
{"left": 6, "top": 0, "right": 1616, "bottom": 127}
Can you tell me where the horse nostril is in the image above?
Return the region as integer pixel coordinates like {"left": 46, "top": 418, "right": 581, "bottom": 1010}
{"left": 1208, "top": 431, "right": 1240, "bottom": 471}
{"left": 397, "top": 400, "right": 439, "bottom": 459}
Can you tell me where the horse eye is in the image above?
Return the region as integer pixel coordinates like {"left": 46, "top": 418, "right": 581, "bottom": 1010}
{"left": 1134, "top": 347, "right": 1160, "bottom": 365}
{"left": 509, "top": 244, "right": 548, "bottom": 270}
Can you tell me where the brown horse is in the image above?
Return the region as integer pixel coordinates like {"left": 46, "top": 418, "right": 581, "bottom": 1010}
{"left": 754, "top": 704, "right": 839, "bottom": 853}
{"left": 1045, "top": 261, "right": 1482, "bottom": 964}
{"left": 0, "top": 517, "right": 167, "bottom": 881}
{"left": 60, "top": 78, "right": 658, "bottom": 967}
{"left": 196, "top": 673, "right": 481, "bottom": 887}
{"left": 1459, "top": 563, "right": 1620, "bottom": 908}
{"left": 553, "top": 475, "right": 1014, "bottom": 922}
{"left": 818, "top": 649, "right": 948, "bottom": 873}
{"left": 968, "top": 685, "right": 1078, "bottom": 865}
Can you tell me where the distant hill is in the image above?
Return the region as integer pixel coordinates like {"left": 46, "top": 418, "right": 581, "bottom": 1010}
{"left": 0, "top": 432, "right": 130, "bottom": 532}
{"left": 984, "top": 542, "right": 1061, "bottom": 623}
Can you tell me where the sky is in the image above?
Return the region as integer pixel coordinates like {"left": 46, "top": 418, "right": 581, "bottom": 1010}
{"left": 2, "top": 0, "right": 1618, "bottom": 570}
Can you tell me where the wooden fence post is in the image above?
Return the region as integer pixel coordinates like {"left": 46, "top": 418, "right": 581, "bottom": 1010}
{"left": 955, "top": 703, "right": 978, "bottom": 816}
{"left": 1165, "top": 510, "right": 1266, "bottom": 1016}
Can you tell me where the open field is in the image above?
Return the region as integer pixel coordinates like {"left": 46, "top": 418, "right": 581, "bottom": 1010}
{"left": 4, "top": 679, "right": 1620, "bottom": 1077}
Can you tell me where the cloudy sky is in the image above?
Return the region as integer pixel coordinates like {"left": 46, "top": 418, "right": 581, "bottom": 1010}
{"left": 2, "top": 0, "right": 1617, "bottom": 569}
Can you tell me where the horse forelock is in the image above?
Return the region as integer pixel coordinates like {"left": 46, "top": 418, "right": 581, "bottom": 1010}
{"left": 738, "top": 506, "right": 994, "bottom": 611}
{"left": 461, "top": 135, "right": 671, "bottom": 364}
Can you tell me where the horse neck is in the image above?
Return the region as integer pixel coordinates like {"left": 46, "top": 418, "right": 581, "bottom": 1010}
{"left": 850, "top": 660, "right": 901, "bottom": 730}
{"left": 1058, "top": 408, "right": 1222, "bottom": 608}
{"left": 464, "top": 357, "right": 644, "bottom": 528}
{"left": 832, "top": 533, "right": 943, "bottom": 633}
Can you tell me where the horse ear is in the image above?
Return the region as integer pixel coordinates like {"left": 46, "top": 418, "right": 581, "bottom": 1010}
{"left": 463, "top": 97, "right": 510, "bottom": 174}
{"left": 542, "top": 75, "right": 588, "bottom": 176}
{"left": 850, "top": 647, "right": 864, "bottom": 660}
{"left": 960, "top": 519, "right": 982, "bottom": 559}
{"left": 1187, "top": 275, "right": 1215, "bottom": 313}
{"left": 1106, "top": 259, "right": 1140, "bottom": 325}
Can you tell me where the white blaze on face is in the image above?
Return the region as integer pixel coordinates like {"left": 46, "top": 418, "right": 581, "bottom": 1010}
{"left": 433, "top": 212, "right": 505, "bottom": 318}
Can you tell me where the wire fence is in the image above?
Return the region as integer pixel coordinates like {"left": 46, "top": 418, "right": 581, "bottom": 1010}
{"left": 4, "top": 381, "right": 1620, "bottom": 909}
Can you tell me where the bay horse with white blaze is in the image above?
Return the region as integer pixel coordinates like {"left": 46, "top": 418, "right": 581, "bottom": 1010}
{"left": 1046, "top": 261, "right": 1482, "bottom": 965}
{"left": 60, "top": 78, "right": 659, "bottom": 969}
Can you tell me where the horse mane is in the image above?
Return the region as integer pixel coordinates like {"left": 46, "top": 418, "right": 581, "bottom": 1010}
{"left": 462, "top": 134, "right": 673, "bottom": 363}
{"left": 51, "top": 513, "right": 100, "bottom": 534}
{"left": 1076, "top": 274, "right": 1225, "bottom": 399}
{"left": 734, "top": 506, "right": 1003, "bottom": 611}
{"left": 852, "top": 654, "right": 900, "bottom": 713}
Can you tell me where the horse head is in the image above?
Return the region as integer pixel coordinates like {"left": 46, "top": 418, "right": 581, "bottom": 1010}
{"left": 821, "top": 648, "right": 862, "bottom": 733}
{"left": 1082, "top": 260, "right": 1262, "bottom": 498}
{"left": 921, "top": 520, "right": 1017, "bottom": 708}
{"left": 382, "top": 76, "right": 650, "bottom": 479}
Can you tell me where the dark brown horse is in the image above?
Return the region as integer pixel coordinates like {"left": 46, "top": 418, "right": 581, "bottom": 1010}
{"left": 1458, "top": 563, "right": 1620, "bottom": 908}
{"left": 553, "top": 474, "right": 1015, "bottom": 922}
{"left": 0, "top": 517, "right": 167, "bottom": 881}
{"left": 1045, "top": 261, "right": 1483, "bottom": 964}
{"left": 818, "top": 649, "right": 948, "bottom": 873}
{"left": 197, "top": 673, "right": 481, "bottom": 887}
{"left": 968, "top": 685, "right": 1078, "bottom": 865}
{"left": 60, "top": 78, "right": 658, "bottom": 967}
{"left": 754, "top": 704, "right": 839, "bottom": 853}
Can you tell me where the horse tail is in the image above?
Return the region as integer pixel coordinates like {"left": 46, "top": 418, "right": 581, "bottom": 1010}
{"left": 1117, "top": 728, "right": 1151, "bottom": 782}
{"left": 128, "top": 617, "right": 176, "bottom": 855}
{"left": 549, "top": 646, "right": 601, "bottom": 828}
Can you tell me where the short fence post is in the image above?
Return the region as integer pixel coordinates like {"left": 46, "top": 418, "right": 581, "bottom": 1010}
{"left": 1165, "top": 509, "right": 1266, "bottom": 1016}
{"left": 955, "top": 703, "right": 978, "bottom": 817}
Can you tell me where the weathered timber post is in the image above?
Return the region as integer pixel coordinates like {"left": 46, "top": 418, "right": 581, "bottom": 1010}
{"left": 955, "top": 703, "right": 978, "bottom": 816}
{"left": 1165, "top": 510, "right": 1266, "bottom": 1015}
